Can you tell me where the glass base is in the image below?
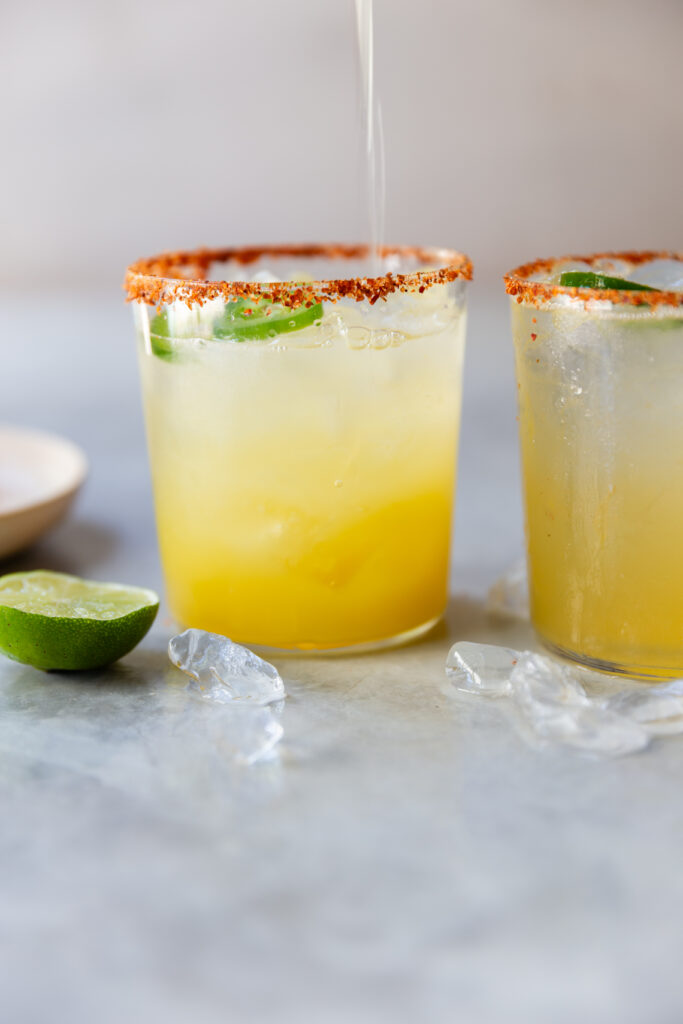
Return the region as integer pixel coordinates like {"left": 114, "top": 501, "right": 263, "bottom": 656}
{"left": 540, "top": 636, "right": 683, "bottom": 682}
{"left": 248, "top": 614, "right": 443, "bottom": 659}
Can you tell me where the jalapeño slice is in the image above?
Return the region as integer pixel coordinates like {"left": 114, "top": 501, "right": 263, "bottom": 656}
{"left": 558, "top": 271, "right": 656, "bottom": 292}
{"left": 214, "top": 297, "right": 323, "bottom": 341}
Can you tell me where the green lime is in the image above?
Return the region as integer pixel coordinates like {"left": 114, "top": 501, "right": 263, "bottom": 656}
{"left": 0, "top": 571, "right": 159, "bottom": 671}
{"left": 214, "top": 298, "right": 324, "bottom": 341}
{"left": 559, "top": 271, "right": 656, "bottom": 292}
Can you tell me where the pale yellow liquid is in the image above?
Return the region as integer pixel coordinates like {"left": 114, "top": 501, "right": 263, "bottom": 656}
{"left": 513, "top": 302, "right": 683, "bottom": 677}
{"left": 138, "top": 295, "right": 465, "bottom": 650}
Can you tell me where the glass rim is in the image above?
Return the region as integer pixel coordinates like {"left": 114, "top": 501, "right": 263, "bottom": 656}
{"left": 504, "top": 250, "right": 683, "bottom": 309}
{"left": 124, "top": 243, "right": 472, "bottom": 308}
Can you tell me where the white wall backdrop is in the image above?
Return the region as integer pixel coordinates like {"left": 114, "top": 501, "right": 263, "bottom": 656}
{"left": 2, "top": 0, "right": 682, "bottom": 288}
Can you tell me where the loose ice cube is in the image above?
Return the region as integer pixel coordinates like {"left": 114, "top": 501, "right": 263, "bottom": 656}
{"left": 168, "top": 629, "right": 286, "bottom": 705}
{"left": 442, "top": 642, "right": 659, "bottom": 756}
{"left": 486, "top": 561, "right": 529, "bottom": 621}
{"left": 520, "top": 702, "right": 650, "bottom": 757}
{"left": 510, "top": 653, "right": 649, "bottom": 756}
{"left": 510, "top": 652, "right": 589, "bottom": 717}
{"left": 627, "top": 258, "right": 683, "bottom": 292}
{"left": 445, "top": 641, "right": 520, "bottom": 696}
{"left": 603, "top": 678, "right": 683, "bottom": 736}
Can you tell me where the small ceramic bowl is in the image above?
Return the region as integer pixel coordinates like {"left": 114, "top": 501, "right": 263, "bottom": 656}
{"left": 0, "top": 426, "right": 88, "bottom": 559}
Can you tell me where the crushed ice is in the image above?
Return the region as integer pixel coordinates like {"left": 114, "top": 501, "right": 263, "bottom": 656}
{"left": 446, "top": 641, "right": 517, "bottom": 697}
{"left": 168, "top": 629, "right": 286, "bottom": 765}
{"left": 443, "top": 641, "right": 683, "bottom": 757}
{"left": 510, "top": 652, "right": 648, "bottom": 756}
{"left": 602, "top": 678, "right": 683, "bottom": 736}
{"left": 169, "top": 629, "right": 285, "bottom": 705}
{"left": 627, "top": 258, "right": 683, "bottom": 292}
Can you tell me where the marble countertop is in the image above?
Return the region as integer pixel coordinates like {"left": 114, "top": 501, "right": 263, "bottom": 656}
{"left": 1, "top": 290, "right": 681, "bottom": 1024}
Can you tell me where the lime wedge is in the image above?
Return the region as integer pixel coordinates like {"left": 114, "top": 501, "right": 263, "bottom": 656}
{"left": 559, "top": 271, "right": 656, "bottom": 292}
{"left": 214, "top": 298, "right": 323, "bottom": 341}
{"left": 0, "top": 571, "right": 159, "bottom": 670}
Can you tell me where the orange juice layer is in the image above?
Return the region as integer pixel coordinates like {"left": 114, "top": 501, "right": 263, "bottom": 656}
{"left": 160, "top": 486, "right": 451, "bottom": 650}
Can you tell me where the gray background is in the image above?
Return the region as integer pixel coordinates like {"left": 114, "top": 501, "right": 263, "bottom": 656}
{"left": 2, "top": 0, "right": 682, "bottom": 289}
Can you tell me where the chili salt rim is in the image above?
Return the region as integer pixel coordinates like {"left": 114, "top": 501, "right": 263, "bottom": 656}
{"left": 504, "top": 250, "right": 683, "bottom": 310}
{"left": 124, "top": 243, "right": 472, "bottom": 308}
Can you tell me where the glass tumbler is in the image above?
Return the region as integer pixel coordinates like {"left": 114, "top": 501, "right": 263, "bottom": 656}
{"left": 506, "top": 251, "right": 683, "bottom": 678}
{"left": 126, "top": 244, "right": 470, "bottom": 653}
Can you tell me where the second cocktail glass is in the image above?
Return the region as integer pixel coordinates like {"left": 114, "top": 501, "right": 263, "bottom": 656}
{"left": 506, "top": 251, "right": 683, "bottom": 678}
{"left": 126, "top": 245, "right": 471, "bottom": 653}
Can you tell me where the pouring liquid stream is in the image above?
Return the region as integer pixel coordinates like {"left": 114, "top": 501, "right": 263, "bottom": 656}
{"left": 355, "top": 0, "right": 386, "bottom": 276}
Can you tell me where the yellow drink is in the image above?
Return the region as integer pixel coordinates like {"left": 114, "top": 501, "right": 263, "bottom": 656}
{"left": 131, "top": 247, "right": 468, "bottom": 651}
{"left": 509, "top": 256, "right": 683, "bottom": 678}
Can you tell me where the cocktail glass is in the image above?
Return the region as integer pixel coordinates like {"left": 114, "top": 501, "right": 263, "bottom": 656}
{"left": 126, "top": 244, "right": 470, "bottom": 653}
{"left": 505, "top": 251, "right": 683, "bottom": 678}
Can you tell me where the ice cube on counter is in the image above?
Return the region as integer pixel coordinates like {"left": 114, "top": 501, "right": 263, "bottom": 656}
{"left": 603, "top": 678, "right": 683, "bottom": 736}
{"left": 445, "top": 641, "right": 518, "bottom": 696}
{"left": 443, "top": 642, "right": 653, "bottom": 757}
{"left": 169, "top": 629, "right": 286, "bottom": 705}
